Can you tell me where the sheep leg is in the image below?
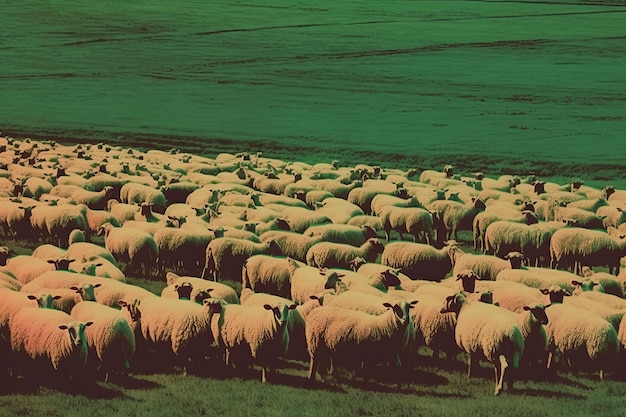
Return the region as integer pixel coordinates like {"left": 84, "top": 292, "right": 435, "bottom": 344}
{"left": 467, "top": 355, "right": 473, "bottom": 378}
{"left": 495, "top": 355, "right": 508, "bottom": 396}
{"left": 546, "top": 351, "right": 553, "bottom": 370}
{"left": 308, "top": 355, "right": 318, "bottom": 380}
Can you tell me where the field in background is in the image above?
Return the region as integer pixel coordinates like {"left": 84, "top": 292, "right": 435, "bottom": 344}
{"left": 2, "top": 1, "right": 626, "bottom": 415}
{"left": 1, "top": 0, "right": 626, "bottom": 185}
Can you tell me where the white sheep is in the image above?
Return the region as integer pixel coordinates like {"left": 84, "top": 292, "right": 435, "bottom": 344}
{"left": 0, "top": 270, "right": 22, "bottom": 291}
{"left": 70, "top": 301, "right": 136, "bottom": 381}
{"left": 274, "top": 206, "right": 332, "bottom": 234}
{"left": 428, "top": 198, "right": 486, "bottom": 242}
{"left": 305, "top": 300, "right": 417, "bottom": 380}
{"left": 211, "top": 301, "right": 296, "bottom": 382}
{"left": 259, "top": 230, "right": 322, "bottom": 263}
{"left": 439, "top": 292, "right": 524, "bottom": 395}
{"left": 550, "top": 226, "right": 626, "bottom": 275}
{"left": 50, "top": 184, "right": 116, "bottom": 210}
{"left": 381, "top": 241, "right": 462, "bottom": 281}
{"left": 452, "top": 253, "right": 511, "bottom": 282}
{"left": 153, "top": 227, "right": 214, "bottom": 277}
{"left": 302, "top": 224, "right": 377, "bottom": 247}
{"left": 241, "top": 292, "right": 321, "bottom": 361}
{"left": 10, "top": 307, "right": 93, "bottom": 381}
{"left": 30, "top": 203, "right": 88, "bottom": 247}
{"left": 543, "top": 303, "right": 619, "bottom": 380}
{"left": 120, "top": 182, "right": 167, "bottom": 213}
{"left": 553, "top": 206, "right": 606, "bottom": 229}
{"left": 378, "top": 205, "right": 435, "bottom": 244}
{"left": 4, "top": 255, "right": 55, "bottom": 284}
{"left": 201, "top": 237, "right": 282, "bottom": 281}
{"left": 496, "top": 267, "right": 579, "bottom": 294}
{"left": 596, "top": 206, "right": 626, "bottom": 229}
{"left": 67, "top": 242, "right": 118, "bottom": 266}
{"left": 305, "top": 238, "right": 384, "bottom": 270}
{"left": 0, "top": 201, "right": 35, "bottom": 238}
{"left": 288, "top": 260, "right": 347, "bottom": 304}
{"left": 473, "top": 208, "right": 538, "bottom": 253}
{"left": 123, "top": 296, "right": 222, "bottom": 375}
{"left": 161, "top": 272, "right": 240, "bottom": 305}
{"left": 241, "top": 255, "right": 294, "bottom": 299}
{"left": 98, "top": 222, "right": 158, "bottom": 278}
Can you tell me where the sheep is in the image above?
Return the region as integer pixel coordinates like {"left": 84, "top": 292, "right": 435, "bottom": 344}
{"left": 30, "top": 204, "right": 88, "bottom": 247}
{"left": 576, "top": 285, "right": 626, "bottom": 308}
{"left": 211, "top": 301, "right": 296, "bottom": 382}
{"left": 161, "top": 273, "right": 240, "bottom": 305}
{"left": 381, "top": 241, "right": 463, "bottom": 281}
{"left": 68, "top": 228, "right": 86, "bottom": 245}
{"left": 288, "top": 261, "right": 347, "bottom": 304}
{"left": 452, "top": 253, "right": 511, "bottom": 282}
{"left": 428, "top": 198, "right": 486, "bottom": 242}
{"left": 67, "top": 242, "right": 118, "bottom": 266}
{"left": 543, "top": 303, "right": 619, "bottom": 380}
{"left": 241, "top": 292, "right": 320, "bottom": 361}
{"left": 241, "top": 255, "right": 293, "bottom": 299}
{"left": 305, "top": 300, "right": 417, "bottom": 380}
{"left": 419, "top": 165, "right": 455, "bottom": 185}
{"left": 259, "top": 230, "right": 322, "bottom": 263}
{"left": 153, "top": 227, "right": 214, "bottom": 277}
{"left": 129, "top": 296, "right": 222, "bottom": 374}
{"left": 120, "top": 182, "right": 167, "bottom": 213}
{"left": 106, "top": 200, "right": 141, "bottom": 225}
{"left": 571, "top": 279, "right": 605, "bottom": 295}
{"left": 4, "top": 255, "right": 55, "bottom": 284}
{"left": 276, "top": 206, "right": 333, "bottom": 234}
{"left": 305, "top": 238, "right": 384, "bottom": 270}
{"left": 50, "top": 185, "right": 116, "bottom": 210}
{"left": 378, "top": 205, "right": 435, "bottom": 244}
{"left": 553, "top": 206, "right": 606, "bottom": 229}
{"left": 0, "top": 270, "right": 22, "bottom": 291}
{"left": 69, "top": 301, "right": 136, "bottom": 381}
{"left": 370, "top": 192, "right": 423, "bottom": 217}
{"left": 0, "top": 201, "right": 35, "bottom": 238}
{"left": 596, "top": 206, "right": 626, "bottom": 229}
{"left": 562, "top": 295, "right": 626, "bottom": 332}
{"left": 439, "top": 291, "right": 524, "bottom": 395}
{"left": 31, "top": 243, "right": 68, "bottom": 262}
{"left": 0, "top": 245, "right": 16, "bottom": 267}
{"left": 356, "top": 262, "right": 430, "bottom": 292}
{"left": 303, "top": 224, "right": 377, "bottom": 247}
{"left": 73, "top": 256, "right": 126, "bottom": 282}
{"left": 473, "top": 208, "right": 538, "bottom": 253}
{"left": 201, "top": 237, "right": 283, "bottom": 281}
{"left": 496, "top": 267, "right": 579, "bottom": 294}
{"left": 98, "top": 222, "right": 158, "bottom": 278}
{"left": 550, "top": 226, "right": 626, "bottom": 275}
{"left": 10, "top": 307, "right": 93, "bottom": 381}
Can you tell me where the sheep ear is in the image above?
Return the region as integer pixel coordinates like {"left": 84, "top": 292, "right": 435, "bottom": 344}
{"left": 84, "top": 321, "right": 94, "bottom": 327}
{"left": 47, "top": 260, "right": 56, "bottom": 264}
{"left": 410, "top": 300, "right": 418, "bottom": 307}
{"left": 53, "top": 295, "right": 62, "bottom": 300}
{"left": 59, "top": 325, "right": 68, "bottom": 330}
{"left": 27, "top": 295, "right": 37, "bottom": 300}
{"left": 70, "top": 286, "right": 79, "bottom": 291}
{"left": 93, "top": 283, "right": 101, "bottom": 288}
{"left": 540, "top": 289, "right": 549, "bottom": 295}
{"left": 309, "top": 295, "right": 320, "bottom": 301}
{"left": 523, "top": 306, "right": 531, "bottom": 311}
{"left": 455, "top": 275, "right": 461, "bottom": 281}
{"left": 289, "top": 304, "right": 297, "bottom": 310}
{"left": 118, "top": 301, "right": 127, "bottom": 307}
{"left": 263, "top": 304, "right": 272, "bottom": 310}
{"left": 337, "top": 273, "right": 345, "bottom": 278}
{"left": 571, "top": 280, "right": 580, "bottom": 286}
{"left": 382, "top": 302, "right": 393, "bottom": 309}
{"left": 564, "top": 291, "right": 572, "bottom": 297}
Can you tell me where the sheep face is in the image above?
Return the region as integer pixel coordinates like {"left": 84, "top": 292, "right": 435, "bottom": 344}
{"left": 440, "top": 292, "right": 465, "bottom": 315}
{"left": 27, "top": 293, "right": 61, "bottom": 309}
{"left": 455, "top": 270, "right": 480, "bottom": 293}
{"left": 383, "top": 300, "right": 417, "bottom": 326}
{"left": 59, "top": 321, "right": 93, "bottom": 348}
{"left": 523, "top": 305, "right": 548, "bottom": 325}
{"left": 540, "top": 287, "right": 571, "bottom": 304}
{"left": 175, "top": 282, "right": 194, "bottom": 300}
{"left": 264, "top": 303, "right": 296, "bottom": 327}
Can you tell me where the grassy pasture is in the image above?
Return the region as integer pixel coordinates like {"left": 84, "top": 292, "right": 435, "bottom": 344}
{"left": 2, "top": 0, "right": 626, "bottom": 415}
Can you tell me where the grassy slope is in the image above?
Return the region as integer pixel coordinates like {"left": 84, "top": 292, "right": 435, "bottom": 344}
{"left": 1, "top": 0, "right": 626, "bottom": 183}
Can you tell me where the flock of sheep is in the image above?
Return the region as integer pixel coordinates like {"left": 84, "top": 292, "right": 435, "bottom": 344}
{"left": 1, "top": 136, "right": 626, "bottom": 396}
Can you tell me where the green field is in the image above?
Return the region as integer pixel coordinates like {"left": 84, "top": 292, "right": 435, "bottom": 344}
{"left": 2, "top": 0, "right": 626, "bottom": 415}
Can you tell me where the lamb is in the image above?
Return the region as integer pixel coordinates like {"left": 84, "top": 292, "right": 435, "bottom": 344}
{"left": 98, "top": 222, "right": 158, "bottom": 278}
{"left": 305, "top": 300, "right": 417, "bottom": 380}
{"left": 241, "top": 255, "right": 293, "bottom": 299}
{"left": 120, "top": 182, "right": 167, "bottom": 213}
{"left": 303, "top": 224, "right": 377, "bottom": 247}
{"left": 381, "top": 241, "right": 462, "bottom": 281}
{"left": 259, "top": 230, "right": 322, "bottom": 263}
{"left": 543, "top": 303, "right": 619, "bottom": 380}
{"left": 428, "top": 198, "right": 486, "bottom": 242}
{"left": 201, "top": 237, "right": 283, "bottom": 281}
{"left": 69, "top": 301, "right": 136, "bottom": 381}
{"left": 550, "top": 226, "right": 626, "bottom": 275}
{"left": 10, "top": 307, "right": 93, "bottom": 381}
{"left": 439, "top": 291, "right": 524, "bottom": 395}
{"left": 161, "top": 272, "right": 240, "bottom": 305}
{"left": 129, "top": 296, "right": 222, "bottom": 374}
{"left": 305, "top": 238, "right": 384, "bottom": 270}
{"left": 211, "top": 301, "right": 296, "bottom": 382}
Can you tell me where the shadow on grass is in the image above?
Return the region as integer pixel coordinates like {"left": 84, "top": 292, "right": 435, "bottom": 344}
{"left": 511, "top": 387, "right": 587, "bottom": 400}
{"left": 110, "top": 374, "right": 163, "bottom": 391}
